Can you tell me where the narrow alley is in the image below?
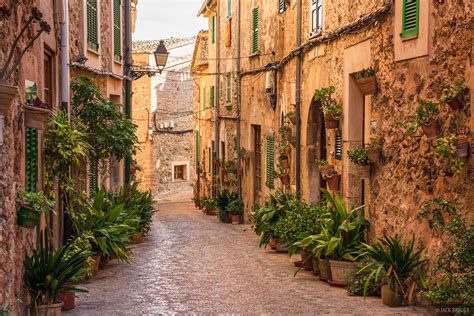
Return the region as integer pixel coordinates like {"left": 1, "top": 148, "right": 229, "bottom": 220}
{"left": 67, "top": 191, "right": 426, "bottom": 315}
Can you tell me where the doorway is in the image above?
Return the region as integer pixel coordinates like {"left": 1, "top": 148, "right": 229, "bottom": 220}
{"left": 306, "top": 100, "right": 326, "bottom": 203}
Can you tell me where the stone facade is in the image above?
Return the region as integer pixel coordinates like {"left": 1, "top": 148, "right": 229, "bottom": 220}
{"left": 194, "top": 0, "right": 473, "bottom": 262}
{"left": 132, "top": 39, "right": 195, "bottom": 198}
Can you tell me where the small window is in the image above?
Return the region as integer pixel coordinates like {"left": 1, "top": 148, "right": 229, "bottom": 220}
{"left": 400, "top": 0, "right": 419, "bottom": 38}
{"left": 86, "top": 0, "right": 99, "bottom": 51}
{"left": 227, "top": 0, "right": 232, "bottom": 18}
{"left": 251, "top": 7, "right": 259, "bottom": 54}
{"left": 211, "top": 16, "right": 216, "bottom": 43}
{"left": 226, "top": 74, "right": 231, "bottom": 103}
{"left": 202, "top": 86, "right": 206, "bottom": 110}
{"left": 174, "top": 165, "right": 187, "bottom": 181}
{"left": 311, "top": 0, "right": 323, "bottom": 35}
{"left": 113, "top": 0, "right": 122, "bottom": 61}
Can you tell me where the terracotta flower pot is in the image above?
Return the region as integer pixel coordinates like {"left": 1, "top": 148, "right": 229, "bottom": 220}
{"left": 282, "top": 147, "right": 291, "bottom": 156}
{"left": 420, "top": 120, "right": 439, "bottom": 140}
{"left": 300, "top": 251, "right": 313, "bottom": 271}
{"left": 456, "top": 136, "right": 469, "bottom": 158}
{"left": 230, "top": 214, "right": 241, "bottom": 224}
{"left": 131, "top": 233, "right": 145, "bottom": 244}
{"left": 288, "top": 113, "right": 297, "bottom": 125}
{"left": 324, "top": 114, "right": 339, "bottom": 129}
{"left": 276, "top": 241, "right": 291, "bottom": 253}
{"left": 312, "top": 257, "right": 320, "bottom": 276}
{"left": 279, "top": 174, "right": 290, "bottom": 186}
{"left": 355, "top": 76, "right": 377, "bottom": 95}
{"left": 269, "top": 237, "right": 277, "bottom": 250}
{"left": 324, "top": 173, "right": 340, "bottom": 191}
{"left": 381, "top": 285, "right": 403, "bottom": 307}
{"left": 446, "top": 97, "right": 463, "bottom": 110}
{"left": 24, "top": 105, "right": 50, "bottom": 129}
{"left": 0, "top": 84, "right": 18, "bottom": 115}
{"left": 279, "top": 156, "right": 290, "bottom": 169}
{"left": 56, "top": 291, "right": 75, "bottom": 311}
{"left": 17, "top": 207, "right": 40, "bottom": 228}
{"left": 234, "top": 166, "right": 243, "bottom": 175}
{"left": 289, "top": 138, "right": 297, "bottom": 147}
{"left": 318, "top": 259, "right": 332, "bottom": 282}
{"left": 35, "top": 302, "right": 64, "bottom": 316}
{"left": 206, "top": 208, "right": 216, "bottom": 216}
{"left": 329, "top": 260, "right": 356, "bottom": 286}
{"left": 91, "top": 254, "right": 101, "bottom": 274}
{"left": 368, "top": 150, "right": 381, "bottom": 163}
{"left": 318, "top": 165, "right": 334, "bottom": 175}
{"left": 353, "top": 164, "right": 370, "bottom": 176}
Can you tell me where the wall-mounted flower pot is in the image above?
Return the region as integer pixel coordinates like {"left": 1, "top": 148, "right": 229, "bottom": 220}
{"left": 279, "top": 173, "right": 290, "bottom": 185}
{"left": 288, "top": 113, "right": 297, "bottom": 125}
{"left": 446, "top": 98, "right": 463, "bottom": 111}
{"left": 329, "top": 260, "right": 356, "bottom": 286}
{"left": 324, "top": 173, "right": 340, "bottom": 191}
{"left": 318, "top": 259, "right": 332, "bottom": 282}
{"left": 281, "top": 147, "right": 291, "bottom": 156}
{"left": 456, "top": 136, "right": 469, "bottom": 158}
{"left": 318, "top": 165, "right": 334, "bottom": 175}
{"left": 24, "top": 105, "right": 50, "bottom": 129}
{"left": 324, "top": 114, "right": 339, "bottom": 129}
{"left": 420, "top": 120, "right": 439, "bottom": 140}
{"left": 353, "top": 164, "right": 370, "bottom": 176}
{"left": 381, "top": 285, "right": 403, "bottom": 307}
{"left": 17, "top": 207, "right": 40, "bottom": 228}
{"left": 355, "top": 76, "right": 377, "bottom": 95}
{"left": 279, "top": 156, "right": 290, "bottom": 169}
{"left": 0, "top": 84, "right": 18, "bottom": 115}
{"left": 368, "top": 149, "right": 381, "bottom": 163}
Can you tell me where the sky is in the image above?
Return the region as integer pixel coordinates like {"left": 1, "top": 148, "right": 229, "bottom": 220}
{"left": 133, "top": 0, "right": 207, "bottom": 41}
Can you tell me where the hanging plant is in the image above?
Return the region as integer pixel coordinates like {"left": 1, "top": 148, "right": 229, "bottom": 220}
{"left": 399, "top": 99, "right": 439, "bottom": 139}
{"left": 314, "top": 86, "right": 342, "bottom": 129}
{"left": 353, "top": 67, "right": 377, "bottom": 95}
{"left": 434, "top": 134, "right": 465, "bottom": 174}
{"left": 440, "top": 81, "right": 467, "bottom": 110}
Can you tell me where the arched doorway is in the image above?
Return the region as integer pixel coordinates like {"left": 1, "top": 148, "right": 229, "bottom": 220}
{"left": 305, "top": 100, "right": 326, "bottom": 203}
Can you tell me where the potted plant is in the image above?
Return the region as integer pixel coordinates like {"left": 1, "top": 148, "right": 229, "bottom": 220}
{"left": 323, "top": 169, "right": 340, "bottom": 191}
{"left": 315, "top": 159, "right": 334, "bottom": 174}
{"left": 275, "top": 167, "right": 290, "bottom": 186}
{"left": 216, "top": 190, "right": 237, "bottom": 223}
{"left": 279, "top": 144, "right": 291, "bottom": 156}
{"left": 24, "top": 231, "right": 91, "bottom": 315}
{"left": 434, "top": 134, "right": 465, "bottom": 174}
{"left": 228, "top": 197, "right": 244, "bottom": 224}
{"left": 440, "top": 81, "right": 467, "bottom": 110}
{"left": 203, "top": 197, "right": 217, "bottom": 216}
{"left": 359, "top": 234, "right": 426, "bottom": 307}
{"left": 455, "top": 134, "right": 469, "bottom": 158}
{"left": 314, "top": 86, "right": 343, "bottom": 129}
{"left": 279, "top": 154, "right": 290, "bottom": 170}
{"left": 416, "top": 99, "right": 439, "bottom": 139}
{"left": 353, "top": 67, "right": 377, "bottom": 95}
{"left": 16, "top": 190, "right": 54, "bottom": 228}
{"left": 347, "top": 147, "right": 370, "bottom": 174}
{"left": 367, "top": 139, "right": 382, "bottom": 163}
{"left": 286, "top": 111, "right": 297, "bottom": 125}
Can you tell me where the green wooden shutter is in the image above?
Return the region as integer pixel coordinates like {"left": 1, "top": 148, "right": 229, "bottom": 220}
{"left": 335, "top": 131, "right": 342, "bottom": 160}
{"left": 210, "top": 85, "right": 215, "bottom": 108}
{"left": 113, "top": 0, "right": 121, "bottom": 60}
{"left": 401, "top": 0, "right": 419, "bottom": 38}
{"left": 87, "top": 0, "right": 99, "bottom": 51}
{"left": 211, "top": 16, "right": 216, "bottom": 43}
{"left": 227, "top": 0, "right": 232, "bottom": 18}
{"left": 25, "top": 128, "right": 38, "bottom": 192}
{"left": 265, "top": 136, "right": 275, "bottom": 189}
{"left": 196, "top": 133, "right": 201, "bottom": 165}
{"left": 89, "top": 157, "right": 99, "bottom": 195}
{"left": 202, "top": 87, "right": 206, "bottom": 110}
{"left": 251, "top": 7, "right": 259, "bottom": 54}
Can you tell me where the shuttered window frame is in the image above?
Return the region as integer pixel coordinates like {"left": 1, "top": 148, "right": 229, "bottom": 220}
{"left": 210, "top": 85, "right": 215, "bottom": 108}
{"left": 211, "top": 16, "right": 216, "bottom": 44}
{"left": 113, "top": 0, "right": 122, "bottom": 61}
{"left": 25, "top": 128, "right": 38, "bottom": 192}
{"left": 251, "top": 7, "right": 259, "bottom": 55}
{"left": 311, "top": 0, "right": 323, "bottom": 35}
{"left": 86, "top": 0, "right": 99, "bottom": 51}
{"left": 226, "top": 74, "right": 231, "bottom": 104}
{"left": 265, "top": 136, "right": 275, "bottom": 189}
{"left": 401, "top": 0, "right": 419, "bottom": 38}
{"left": 89, "top": 157, "right": 99, "bottom": 195}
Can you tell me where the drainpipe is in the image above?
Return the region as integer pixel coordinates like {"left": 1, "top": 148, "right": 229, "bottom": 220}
{"left": 124, "top": 0, "right": 132, "bottom": 186}
{"left": 213, "top": 3, "right": 220, "bottom": 196}
{"left": 295, "top": 0, "right": 302, "bottom": 195}
{"left": 60, "top": 0, "right": 70, "bottom": 114}
{"left": 236, "top": 0, "right": 241, "bottom": 199}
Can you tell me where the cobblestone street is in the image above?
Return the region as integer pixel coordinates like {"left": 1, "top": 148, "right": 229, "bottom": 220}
{"left": 67, "top": 192, "right": 428, "bottom": 315}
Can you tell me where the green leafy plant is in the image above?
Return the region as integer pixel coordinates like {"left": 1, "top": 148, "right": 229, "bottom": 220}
{"left": 16, "top": 189, "right": 54, "bottom": 214}
{"left": 23, "top": 231, "right": 91, "bottom": 307}
{"left": 347, "top": 258, "right": 382, "bottom": 297}
{"left": 415, "top": 99, "right": 438, "bottom": 126}
{"left": 202, "top": 197, "right": 216, "bottom": 209}
{"left": 228, "top": 197, "right": 244, "bottom": 215}
{"left": 440, "top": 81, "right": 467, "bottom": 103}
{"left": 434, "top": 135, "right": 464, "bottom": 173}
{"left": 359, "top": 234, "right": 426, "bottom": 299}
{"left": 216, "top": 190, "right": 238, "bottom": 222}
{"left": 347, "top": 147, "right": 369, "bottom": 166}
{"left": 0, "top": 305, "right": 11, "bottom": 316}
{"left": 355, "top": 67, "right": 376, "bottom": 80}
{"left": 314, "top": 86, "right": 343, "bottom": 119}
{"left": 315, "top": 159, "right": 329, "bottom": 166}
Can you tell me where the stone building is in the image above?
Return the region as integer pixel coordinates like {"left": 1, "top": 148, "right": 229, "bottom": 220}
{"left": 0, "top": 0, "right": 136, "bottom": 312}
{"left": 193, "top": 0, "right": 473, "bottom": 257}
{"left": 132, "top": 38, "right": 196, "bottom": 198}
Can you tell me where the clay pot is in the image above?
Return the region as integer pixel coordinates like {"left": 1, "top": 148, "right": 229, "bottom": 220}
{"left": 279, "top": 174, "right": 290, "bottom": 186}
{"left": 368, "top": 149, "right": 381, "bottom": 163}
{"left": 456, "top": 136, "right": 469, "bottom": 158}
{"left": 0, "top": 84, "right": 18, "bottom": 115}
{"left": 329, "top": 260, "right": 356, "bottom": 286}
{"left": 324, "top": 173, "right": 340, "bottom": 191}
{"left": 353, "top": 164, "right": 370, "bottom": 177}
{"left": 318, "top": 259, "right": 332, "bottom": 282}
{"left": 355, "top": 75, "right": 377, "bottom": 95}
{"left": 300, "top": 251, "right": 313, "bottom": 271}
{"left": 420, "top": 120, "right": 439, "bottom": 140}
{"left": 56, "top": 291, "right": 75, "bottom": 311}
{"left": 234, "top": 166, "right": 243, "bottom": 175}
{"left": 35, "top": 302, "right": 64, "bottom": 316}
{"left": 281, "top": 147, "right": 291, "bottom": 156}
{"left": 318, "top": 165, "right": 334, "bottom": 175}
{"left": 446, "top": 97, "right": 463, "bottom": 110}
{"left": 289, "top": 138, "right": 297, "bottom": 147}
{"left": 91, "top": 254, "right": 101, "bottom": 274}
{"left": 24, "top": 105, "right": 50, "bottom": 129}
{"left": 288, "top": 113, "right": 297, "bottom": 125}
{"left": 381, "top": 285, "right": 403, "bottom": 307}
{"left": 206, "top": 208, "right": 216, "bottom": 216}
{"left": 324, "top": 114, "right": 339, "bottom": 129}
{"left": 279, "top": 156, "right": 290, "bottom": 169}
{"left": 312, "top": 256, "right": 320, "bottom": 276}
{"left": 269, "top": 237, "right": 277, "bottom": 250}
{"left": 276, "top": 241, "right": 291, "bottom": 253}
{"left": 230, "top": 214, "right": 241, "bottom": 224}
{"left": 293, "top": 260, "right": 303, "bottom": 267}
{"left": 131, "top": 233, "right": 145, "bottom": 244}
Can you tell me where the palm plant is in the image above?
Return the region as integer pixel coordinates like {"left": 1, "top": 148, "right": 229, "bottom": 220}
{"left": 23, "top": 231, "right": 91, "bottom": 307}
{"left": 359, "top": 234, "right": 427, "bottom": 298}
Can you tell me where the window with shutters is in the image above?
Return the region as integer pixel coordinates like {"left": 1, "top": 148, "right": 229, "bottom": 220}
{"left": 43, "top": 52, "right": 53, "bottom": 109}
{"left": 227, "top": 0, "right": 232, "bottom": 18}
{"left": 251, "top": 7, "right": 259, "bottom": 55}
{"left": 113, "top": 0, "right": 122, "bottom": 61}
{"left": 265, "top": 136, "right": 275, "bottom": 189}
{"left": 311, "top": 0, "right": 323, "bottom": 35}
{"left": 401, "top": 0, "right": 419, "bottom": 38}
{"left": 89, "top": 157, "right": 99, "bottom": 195}
{"left": 25, "top": 128, "right": 38, "bottom": 192}
{"left": 254, "top": 126, "right": 262, "bottom": 193}
{"left": 202, "top": 86, "right": 206, "bottom": 110}
{"left": 86, "top": 0, "right": 99, "bottom": 51}
{"left": 211, "top": 16, "right": 216, "bottom": 44}
{"left": 279, "top": 0, "right": 287, "bottom": 14}
{"left": 210, "top": 85, "right": 215, "bottom": 108}
{"left": 226, "top": 74, "right": 231, "bottom": 104}
{"left": 335, "top": 130, "right": 342, "bottom": 160}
